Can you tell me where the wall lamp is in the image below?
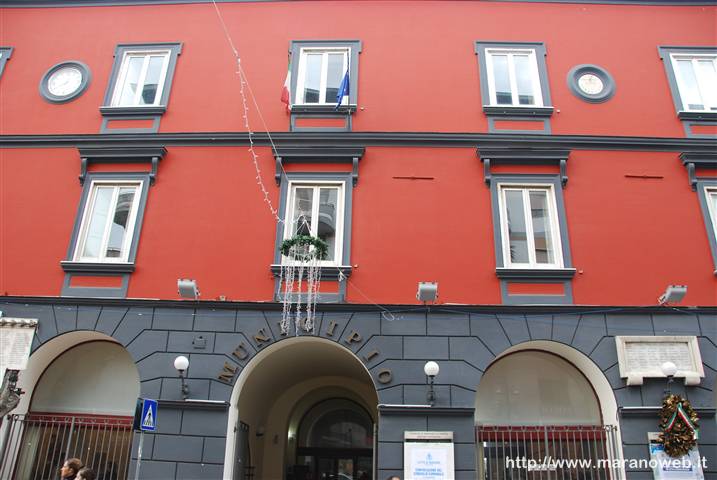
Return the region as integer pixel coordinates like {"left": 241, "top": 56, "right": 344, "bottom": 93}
{"left": 424, "top": 361, "right": 440, "bottom": 406}
{"left": 178, "top": 279, "right": 200, "bottom": 300}
{"left": 417, "top": 282, "right": 438, "bottom": 303}
{"left": 661, "top": 361, "right": 677, "bottom": 395}
{"left": 658, "top": 285, "right": 687, "bottom": 305}
{"left": 174, "top": 355, "right": 190, "bottom": 400}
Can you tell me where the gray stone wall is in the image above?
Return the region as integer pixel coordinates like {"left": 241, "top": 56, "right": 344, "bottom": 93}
{"left": 2, "top": 300, "right": 714, "bottom": 479}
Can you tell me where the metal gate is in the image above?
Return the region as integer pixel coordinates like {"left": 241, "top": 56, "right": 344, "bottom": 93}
{"left": 0, "top": 413, "right": 133, "bottom": 480}
{"left": 477, "top": 425, "right": 622, "bottom": 480}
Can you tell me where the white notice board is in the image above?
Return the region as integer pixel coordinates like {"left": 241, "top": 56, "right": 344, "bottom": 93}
{"left": 648, "top": 433, "right": 704, "bottom": 480}
{"left": 404, "top": 441, "right": 455, "bottom": 480}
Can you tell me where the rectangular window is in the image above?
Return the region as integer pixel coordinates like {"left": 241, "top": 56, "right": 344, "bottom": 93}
{"left": 287, "top": 40, "right": 361, "bottom": 115}
{"left": 706, "top": 187, "right": 717, "bottom": 240}
{"left": 485, "top": 49, "right": 543, "bottom": 107}
{"left": 498, "top": 184, "right": 563, "bottom": 268}
{"left": 101, "top": 43, "right": 182, "bottom": 119}
{"left": 670, "top": 54, "right": 717, "bottom": 112}
{"left": 283, "top": 181, "right": 345, "bottom": 265}
{"left": 295, "top": 48, "right": 349, "bottom": 106}
{"left": 659, "top": 46, "right": 717, "bottom": 122}
{"left": 111, "top": 50, "right": 171, "bottom": 107}
{"left": 0, "top": 47, "right": 12, "bottom": 78}
{"left": 73, "top": 181, "right": 143, "bottom": 263}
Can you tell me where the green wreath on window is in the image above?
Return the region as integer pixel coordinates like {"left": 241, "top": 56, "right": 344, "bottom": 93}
{"left": 280, "top": 235, "right": 329, "bottom": 261}
{"left": 659, "top": 393, "right": 700, "bottom": 458}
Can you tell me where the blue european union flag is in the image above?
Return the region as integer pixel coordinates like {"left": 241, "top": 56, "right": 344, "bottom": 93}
{"left": 335, "top": 69, "right": 350, "bottom": 111}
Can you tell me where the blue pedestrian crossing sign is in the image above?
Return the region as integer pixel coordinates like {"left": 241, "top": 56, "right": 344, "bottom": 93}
{"left": 133, "top": 398, "right": 158, "bottom": 432}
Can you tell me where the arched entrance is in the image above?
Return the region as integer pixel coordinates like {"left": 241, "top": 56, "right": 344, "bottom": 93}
{"left": 294, "top": 398, "right": 373, "bottom": 479}
{"left": 475, "top": 342, "right": 624, "bottom": 479}
{"left": 2, "top": 337, "right": 139, "bottom": 479}
{"left": 225, "top": 337, "right": 378, "bottom": 480}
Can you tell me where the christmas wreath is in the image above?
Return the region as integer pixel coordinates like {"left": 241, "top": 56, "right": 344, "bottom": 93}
{"left": 659, "top": 393, "right": 700, "bottom": 458}
{"left": 280, "top": 235, "right": 329, "bottom": 260}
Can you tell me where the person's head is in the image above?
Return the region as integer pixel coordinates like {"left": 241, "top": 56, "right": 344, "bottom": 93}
{"left": 60, "top": 458, "right": 83, "bottom": 479}
{"left": 386, "top": 476, "right": 401, "bottom": 480}
{"left": 76, "top": 467, "right": 96, "bottom": 480}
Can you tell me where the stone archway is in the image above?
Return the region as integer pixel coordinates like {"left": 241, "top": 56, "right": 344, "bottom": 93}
{"left": 3, "top": 333, "right": 139, "bottom": 479}
{"left": 474, "top": 340, "right": 625, "bottom": 479}
{"left": 224, "top": 336, "right": 378, "bottom": 480}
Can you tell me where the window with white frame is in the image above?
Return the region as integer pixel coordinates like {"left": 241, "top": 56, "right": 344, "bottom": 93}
{"left": 101, "top": 43, "right": 182, "bottom": 114}
{"left": 485, "top": 48, "right": 544, "bottom": 107}
{"left": 706, "top": 186, "right": 717, "bottom": 238}
{"left": 669, "top": 53, "right": 717, "bottom": 112}
{"left": 295, "top": 47, "right": 349, "bottom": 106}
{"left": 498, "top": 184, "right": 563, "bottom": 268}
{"left": 284, "top": 181, "right": 345, "bottom": 265}
{"left": 111, "top": 50, "right": 171, "bottom": 107}
{"left": 73, "top": 181, "right": 143, "bottom": 263}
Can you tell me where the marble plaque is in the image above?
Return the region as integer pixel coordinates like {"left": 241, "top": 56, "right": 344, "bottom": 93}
{"left": 616, "top": 336, "right": 704, "bottom": 386}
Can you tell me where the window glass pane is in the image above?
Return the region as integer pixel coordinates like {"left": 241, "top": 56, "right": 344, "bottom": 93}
{"left": 325, "top": 52, "right": 345, "bottom": 103}
{"left": 676, "top": 59, "right": 704, "bottom": 110}
{"left": 105, "top": 187, "right": 136, "bottom": 258}
{"left": 491, "top": 54, "right": 512, "bottom": 105}
{"left": 529, "top": 190, "right": 555, "bottom": 264}
{"left": 117, "top": 56, "right": 144, "bottom": 106}
{"left": 514, "top": 55, "right": 536, "bottom": 105}
{"left": 139, "top": 55, "right": 164, "bottom": 105}
{"left": 504, "top": 190, "right": 529, "bottom": 264}
{"left": 317, "top": 187, "right": 338, "bottom": 262}
{"left": 81, "top": 187, "right": 113, "bottom": 259}
{"left": 696, "top": 59, "right": 717, "bottom": 110}
{"left": 303, "top": 409, "right": 372, "bottom": 448}
{"left": 291, "top": 187, "right": 314, "bottom": 236}
{"left": 302, "top": 53, "right": 322, "bottom": 103}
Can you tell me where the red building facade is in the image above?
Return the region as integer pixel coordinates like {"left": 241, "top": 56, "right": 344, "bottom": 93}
{"left": 0, "top": 1, "right": 715, "bottom": 479}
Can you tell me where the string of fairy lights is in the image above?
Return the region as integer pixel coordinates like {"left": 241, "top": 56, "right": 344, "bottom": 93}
{"left": 210, "top": 0, "right": 282, "bottom": 223}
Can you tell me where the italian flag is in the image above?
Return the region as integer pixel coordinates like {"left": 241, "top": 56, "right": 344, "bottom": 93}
{"left": 280, "top": 64, "right": 291, "bottom": 112}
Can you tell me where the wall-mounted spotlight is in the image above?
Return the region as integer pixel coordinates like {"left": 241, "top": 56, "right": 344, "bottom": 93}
{"left": 417, "top": 282, "right": 438, "bottom": 303}
{"left": 178, "top": 279, "right": 200, "bottom": 300}
{"left": 424, "top": 361, "right": 440, "bottom": 406}
{"left": 174, "top": 355, "right": 190, "bottom": 400}
{"left": 658, "top": 285, "right": 687, "bottom": 305}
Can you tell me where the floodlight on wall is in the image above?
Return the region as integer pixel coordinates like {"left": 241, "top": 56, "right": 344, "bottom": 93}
{"left": 417, "top": 282, "right": 438, "bottom": 303}
{"left": 174, "top": 355, "right": 190, "bottom": 400}
{"left": 178, "top": 279, "right": 200, "bottom": 300}
{"left": 657, "top": 285, "right": 687, "bottom": 305}
{"left": 424, "top": 361, "right": 440, "bottom": 406}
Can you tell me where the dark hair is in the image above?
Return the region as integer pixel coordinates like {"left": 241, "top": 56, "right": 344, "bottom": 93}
{"left": 77, "top": 467, "right": 96, "bottom": 480}
{"left": 65, "top": 458, "right": 84, "bottom": 474}
{"left": 386, "top": 476, "right": 401, "bottom": 480}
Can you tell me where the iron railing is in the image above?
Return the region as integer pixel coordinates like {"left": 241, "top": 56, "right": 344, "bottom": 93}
{"left": 477, "top": 425, "right": 623, "bottom": 480}
{"left": 0, "top": 413, "right": 133, "bottom": 480}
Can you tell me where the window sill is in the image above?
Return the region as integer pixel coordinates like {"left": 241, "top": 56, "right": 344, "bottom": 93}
{"left": 677, "top": 111, "right": 717, "bottom": 122}
{"left": 270, "top": 264, "right": 353, "bottom": 280}
{"left": 290, "top": 104, "right": 357, "bottom": 114}
{"left": 60, "top": 261, "right": 135, "bottom": 274}
{"left": 483, "top": 105, "right": 554, "bottom": 118}
{"left": 99, "top": 105, "right": 167, "bottom": 116}
{"left": 496, "top": 268, "right": 576, "bottom": 280}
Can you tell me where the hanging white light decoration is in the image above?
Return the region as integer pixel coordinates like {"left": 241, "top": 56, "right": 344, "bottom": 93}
{"left": 278, "top": 235, "right": 327, "bottom": 335}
